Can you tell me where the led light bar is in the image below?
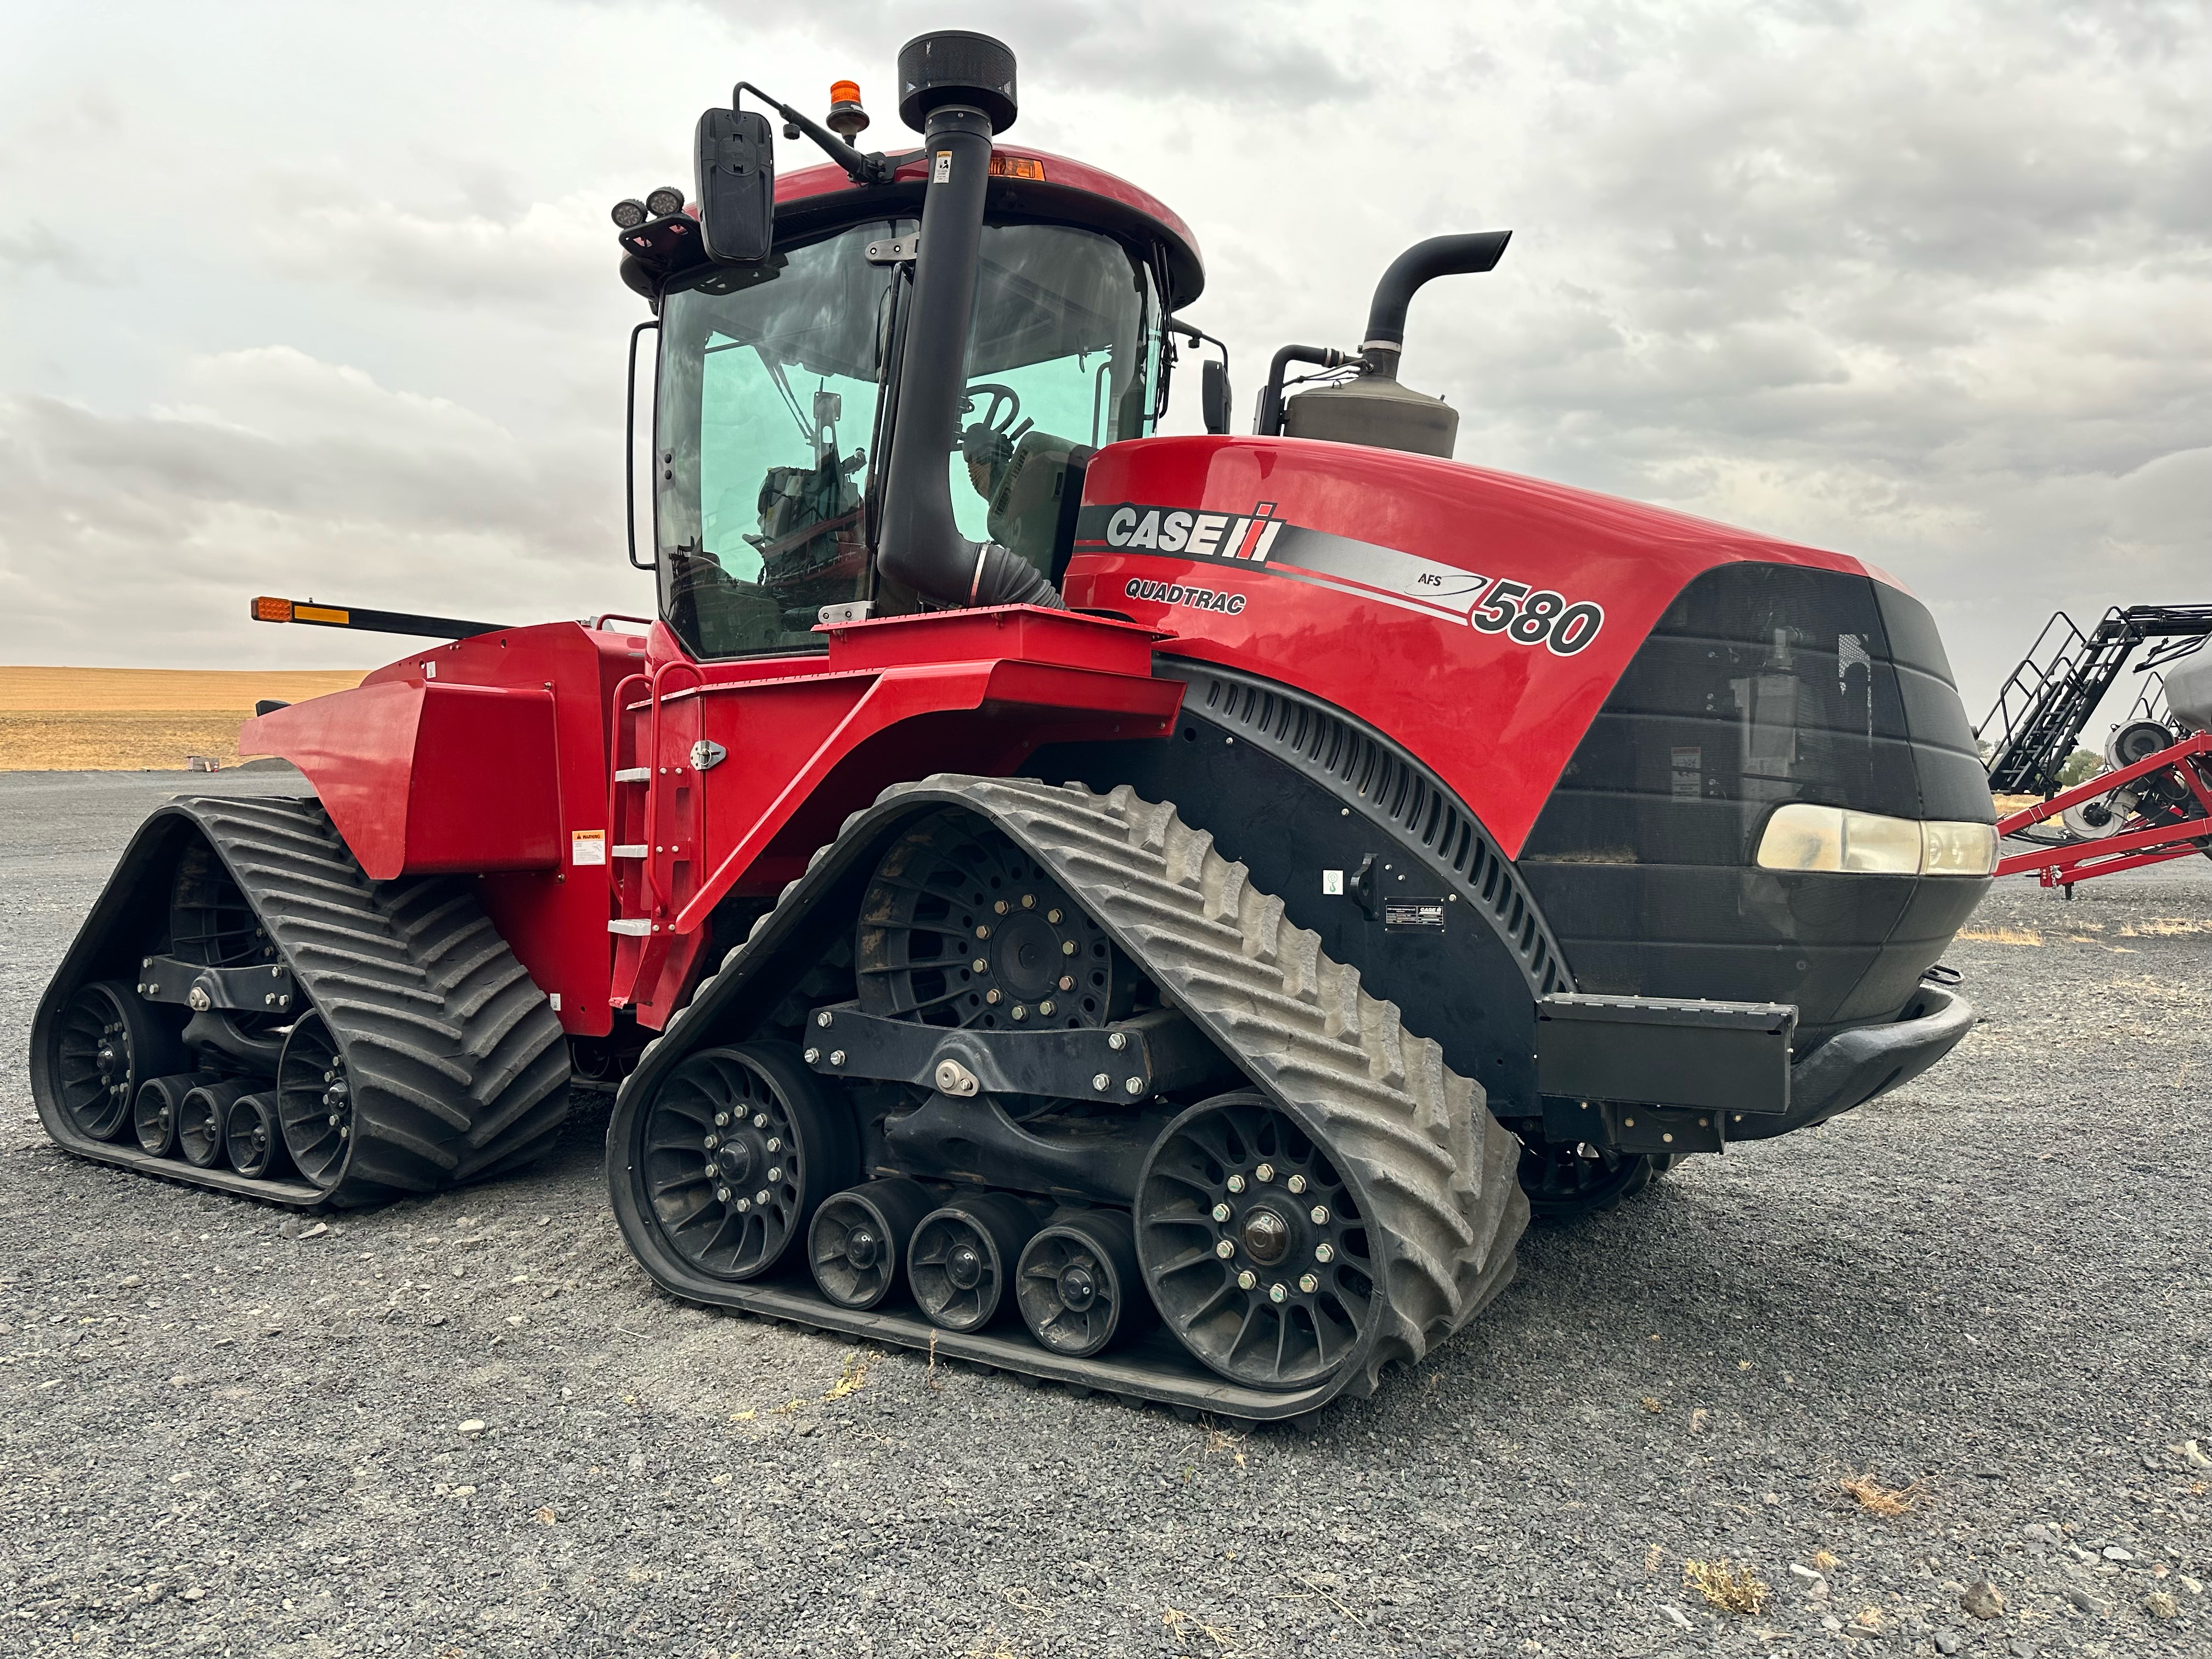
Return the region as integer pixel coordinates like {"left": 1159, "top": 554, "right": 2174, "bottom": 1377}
{"left": 1755, "top": 804, "right": 1997, "bottom": 878}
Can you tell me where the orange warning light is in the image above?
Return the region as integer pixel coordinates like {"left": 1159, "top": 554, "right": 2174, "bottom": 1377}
{"left": 830, "top": 80, "right": 862, "bottom": 105}
{"left": 251, "top": 596, "right": 294, "bottom": 624}
{"left": 989, "top": 155, "right": 1046, "bottom": 180}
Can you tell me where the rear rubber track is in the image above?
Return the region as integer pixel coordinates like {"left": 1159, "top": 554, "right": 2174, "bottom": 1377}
{"left": 612, "top": 775, "right": 1528, "bottom": 1413}
{"left": 33, "top": 796, "right": 571, "bottom": 1208}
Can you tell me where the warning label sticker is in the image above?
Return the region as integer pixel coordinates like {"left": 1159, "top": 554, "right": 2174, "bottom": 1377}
{"left": 571, "top": 830, "right": 607, "bottom": 866}
{"left": 931, "top": 151, "right": 952, "bottom": 184}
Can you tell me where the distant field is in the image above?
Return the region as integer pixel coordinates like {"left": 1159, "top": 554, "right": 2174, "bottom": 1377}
{"left": 0, "top": 667, "right": 366, "bottom": 771}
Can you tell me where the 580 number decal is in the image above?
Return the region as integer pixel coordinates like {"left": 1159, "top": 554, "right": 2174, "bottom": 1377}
{"left": 1468, "top": 579, "right": 1604, "bottom": 657}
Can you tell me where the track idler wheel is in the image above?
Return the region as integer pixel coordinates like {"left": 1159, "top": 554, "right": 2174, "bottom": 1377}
{"left": 909, "top": 1194, "right": 1036, "bottom": 1332}
{"left": 277, "top": 1012, "right": 352, "bottom": 1189}
{"left": 133, "top": 1074, "right": 201, "bottom": 1157}
{"left": 809, "top": 1177, "right": 935, "bottom": 1310}
{"left": 52, "top": 980, "right": 184, "bottom": 1142}
{"left": 640, "top": 1044, "right": 858, "bottom": 1281}
{"left": 1517, "top": 1141, "right": 1662, "bottom": 1218}
{"left": 178, "top": 1079, "right": 249, "bottom": 1169}
{"left": 1135, "top": 1092, "right": 1376, "bottom": 1391}
{"left": 225, "top": 1091, "right": 290, "bottom": 1178}
{"left": 1015, "top": 1210, "right": 1154, "bottom": 1358}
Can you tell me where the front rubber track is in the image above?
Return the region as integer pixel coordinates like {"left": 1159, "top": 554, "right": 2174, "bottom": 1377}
{"left": 607, "top": 775, "right": 1528, "bottom": 1419}
{"left": 29, "top": 797, "right": 571, "bottom": 1209}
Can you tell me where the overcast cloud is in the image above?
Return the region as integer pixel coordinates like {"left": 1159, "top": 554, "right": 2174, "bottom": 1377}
{"left": 1, "top": 0, "right": 2205, "bottom": 733}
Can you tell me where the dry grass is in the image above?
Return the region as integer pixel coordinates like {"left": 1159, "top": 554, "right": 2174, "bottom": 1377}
{"left": 823, "top": 1350, "right": 873, "bottom": 1401}
{"left": 0, "top": 665, "right": 365, "bottom": 771}
{"left": 1683, "top": 1559, "right": 1769, "bottom": 1615}
{"left": 1841, "top": 1472, "right": 1922, "bottom": 1515}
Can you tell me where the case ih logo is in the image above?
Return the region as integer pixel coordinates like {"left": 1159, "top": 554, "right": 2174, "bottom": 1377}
{"left": 1100, "top": 502, "right": 1285, "bottom": 562}
{"left": 1079, "top": 500, "right": 1606, "bottom": 657}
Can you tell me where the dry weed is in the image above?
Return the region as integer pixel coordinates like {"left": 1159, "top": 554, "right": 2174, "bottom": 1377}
{"left": 1161, "top": 1607, "right": 1238, "bottom": 1650}
{"left": 1684, "top": 1559, "right": 1769, "bottom": 1614}
{"left": 825, "top": 1350, "right": 873, "bottom": 1401}
{"left": 1841, "top": 1472, "right": 1921, "bottom": 1516}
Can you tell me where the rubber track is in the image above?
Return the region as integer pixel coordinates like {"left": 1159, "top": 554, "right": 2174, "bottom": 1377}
{"left": 41, "top": 797, "right": 571, "bottom": 1208}
{"left": 629, "top": 775, "right": 1528, "bottom": 1403}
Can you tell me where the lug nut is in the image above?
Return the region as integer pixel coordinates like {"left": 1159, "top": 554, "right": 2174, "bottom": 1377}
{"left": 716, "top": 1186, "right": 732, "bottom": 1202}
{"left": 1092, "top": 1073, "right": 1110, "bottom": 1090}
{"left": 754, "top": 1189, "right": 770, "bottom": 1206}
{"left": 1021, "top": 894, "right": 1036, "bottom": 909}
{"left": 736, "top": 1198, "right": 752, "bottom": 1214}
{"left": 975, "top": 925, "right": 991, "bottom": 940}
{"left": 702, "top": 1135, "right": 719, "bottom": 1150}
{"left": 1214, "top": 1240, "right": 1235, "bottom": 1259}
{"left": 1255, "top": 1163, "right": 1275, "bottom": 1183}
{"left": 1058, "top": 975, "right": 1074, "bottom": 991}
{"left": 972, "top": 958, "right": 988, "bottom": 973}
{"left": 752, "top": 1113, "right": 769, "bottom": 1129}
{"left": 1286, "top": 1175, "right": 1307, "bottom": 1195}
{"left": 1061, "top": 940, "right": 1077, "bottom": 956}
{"left": 765, "top": 1137, "right": 781, "bottom": 1152}
{"left": 1039, "top": 1000, "right": 1054, "bottom": 1016}
{"left": 1236, "top": 1270, "right": 1257, "bottom": 1291}
{"left": 985, "top": 989, "right": 1002, "bottom": 1005}
{"left": 1226, "top": 1173, "right": 1246, "bottom": 1194}
{"left": 1299, "top": 1273, "right": 1319, "bottom": 1294}
{"left": 1046, "top": 908, "right": 1063, "bottom": 923}
{"left": 994, "top": 900, "right": 1008, "bottom": 915}
{"left": 1011, "top": 1006, "right": 1027, "bottom": 1022}
{"left": 1211, "top": 1203, "right": 1232, "bottom": 1223}
{"left": 714, "top": 1112, "right": 730, "bottom": 1127}
{"left": 1314, "top": 1242, "right": 1335, "bottom": 1263}
{"left": 765, "top": 1167, "right": 783, "bottom": 1183}
{"left": 1310, "top": 1205, "right": 1329, "bottom": 1224}
{"left": 1268, "top": 1283, "right": 1287, "bottom": 1304}
{"left": 804, "top": 1047, "right": 820, "bottom": 1064}
{"left": 816, "top": 1011, "right": 833, "bottom": 1028}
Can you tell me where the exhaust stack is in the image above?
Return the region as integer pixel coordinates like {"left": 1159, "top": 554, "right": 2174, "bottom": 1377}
{"left": 873, "top": 32, "right": 1060, "bottom": 611}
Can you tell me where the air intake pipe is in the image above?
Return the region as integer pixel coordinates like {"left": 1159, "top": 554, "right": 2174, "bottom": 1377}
{"left": 1358, "top": 231, "right": 1511, "bottom": 381}
{"left": 873, "top": 32, "right": 1060, "bottom": 611}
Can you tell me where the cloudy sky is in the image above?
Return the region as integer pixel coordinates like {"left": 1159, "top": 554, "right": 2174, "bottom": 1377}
{"left": 2, "top": 0, "right": 2205, "bottom": 733}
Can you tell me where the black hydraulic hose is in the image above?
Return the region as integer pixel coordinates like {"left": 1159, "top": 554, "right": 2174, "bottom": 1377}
{"left": 1359, "top": 231, "right": 1511, "bottom": 381}
{"left": 873, "top": 105, "right": 1061, "bottom": 610}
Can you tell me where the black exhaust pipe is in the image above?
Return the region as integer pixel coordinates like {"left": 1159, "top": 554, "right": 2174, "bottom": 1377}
{"left": 874, "top": 32, "right": 1060, "bottom": 611}
{"left": 1358, "top": 231, "right": 1511, "bottom": 381}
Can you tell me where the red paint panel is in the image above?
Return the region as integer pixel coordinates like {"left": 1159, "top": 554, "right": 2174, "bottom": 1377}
{"left": 1067, "top": 435, "right": 1875, "bottom": 855}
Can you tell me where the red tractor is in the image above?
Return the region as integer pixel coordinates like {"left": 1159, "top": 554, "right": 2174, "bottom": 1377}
{"left": 30, "top": 33, "right": 1996, "bottom": 1420}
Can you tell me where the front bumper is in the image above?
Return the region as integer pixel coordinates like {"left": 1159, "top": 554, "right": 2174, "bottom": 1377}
{"left": 1730, "top": 983, "right": 1977, "bottom": 1141}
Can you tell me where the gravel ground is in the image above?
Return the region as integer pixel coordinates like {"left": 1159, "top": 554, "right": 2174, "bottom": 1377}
{"left": 2, "top": 770, "right": 2207, "bottom": 1658}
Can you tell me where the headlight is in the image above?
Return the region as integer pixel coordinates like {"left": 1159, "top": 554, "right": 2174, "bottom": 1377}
{"left": 1756, "top": 804, "right": 1996, "bottom": 878}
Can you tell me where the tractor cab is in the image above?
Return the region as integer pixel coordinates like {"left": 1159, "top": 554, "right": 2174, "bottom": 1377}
{"left": 626, "top": 129, "right": 1203, "bottom": 663}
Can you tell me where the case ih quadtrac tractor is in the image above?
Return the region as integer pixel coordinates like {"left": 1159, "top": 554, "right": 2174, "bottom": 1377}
{"left": 30, "top": 33, "right": 1997, "bottom": 1420}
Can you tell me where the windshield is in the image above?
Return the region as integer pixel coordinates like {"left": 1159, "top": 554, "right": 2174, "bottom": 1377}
{"left": 657, "top": 219, "right": 1162, "bottom": 659}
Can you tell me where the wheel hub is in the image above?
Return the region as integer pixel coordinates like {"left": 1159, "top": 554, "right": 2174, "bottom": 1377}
{"left": 841, "top": 1225, "right": 881, "bottom": 1269}
{"left": 1056, "top": 1261, "right": 1098, "bottom": 1311}
{"left": 946, "top": 1243, "right": 985, "bottom": 1290}
{"left": 1239, "top": 1206, "right": 1291, "bottom": 1265}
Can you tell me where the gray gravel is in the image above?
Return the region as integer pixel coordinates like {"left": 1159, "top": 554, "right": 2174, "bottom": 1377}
{"left": 2, "top": 769, "right": 2207, "bottom": 1657}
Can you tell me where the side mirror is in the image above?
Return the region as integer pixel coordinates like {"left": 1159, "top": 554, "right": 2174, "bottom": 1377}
{"left": 694, "top": 108, "right": 775, "bottom": 263}
{"left": 1201, "top": 359, "right": 1232, "bottom": 436}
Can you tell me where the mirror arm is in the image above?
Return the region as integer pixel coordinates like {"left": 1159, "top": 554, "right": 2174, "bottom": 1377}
{"left": 735, "top": 81, "right": 900, "bottom": 187}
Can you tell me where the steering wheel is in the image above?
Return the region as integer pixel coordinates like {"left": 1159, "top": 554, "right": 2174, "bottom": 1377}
{"left": 960, "top": 382, "right": 1022, "bottom": 438}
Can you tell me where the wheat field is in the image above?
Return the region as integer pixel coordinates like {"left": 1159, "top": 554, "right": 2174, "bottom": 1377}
{"left": 0, "top": 667, "right": 367, "bottom": 771}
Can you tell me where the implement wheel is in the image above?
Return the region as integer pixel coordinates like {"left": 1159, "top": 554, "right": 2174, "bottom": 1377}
{"left": 1517, "top": 1141, "right": 1663, "bottom": 1220}
{"left": 1016, "top": 1210, "right": 1154, "bottom": 1358}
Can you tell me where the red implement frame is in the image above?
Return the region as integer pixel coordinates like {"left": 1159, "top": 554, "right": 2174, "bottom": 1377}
{"left": 1993, "top": 730, "right": 2212, "bottom": 890}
